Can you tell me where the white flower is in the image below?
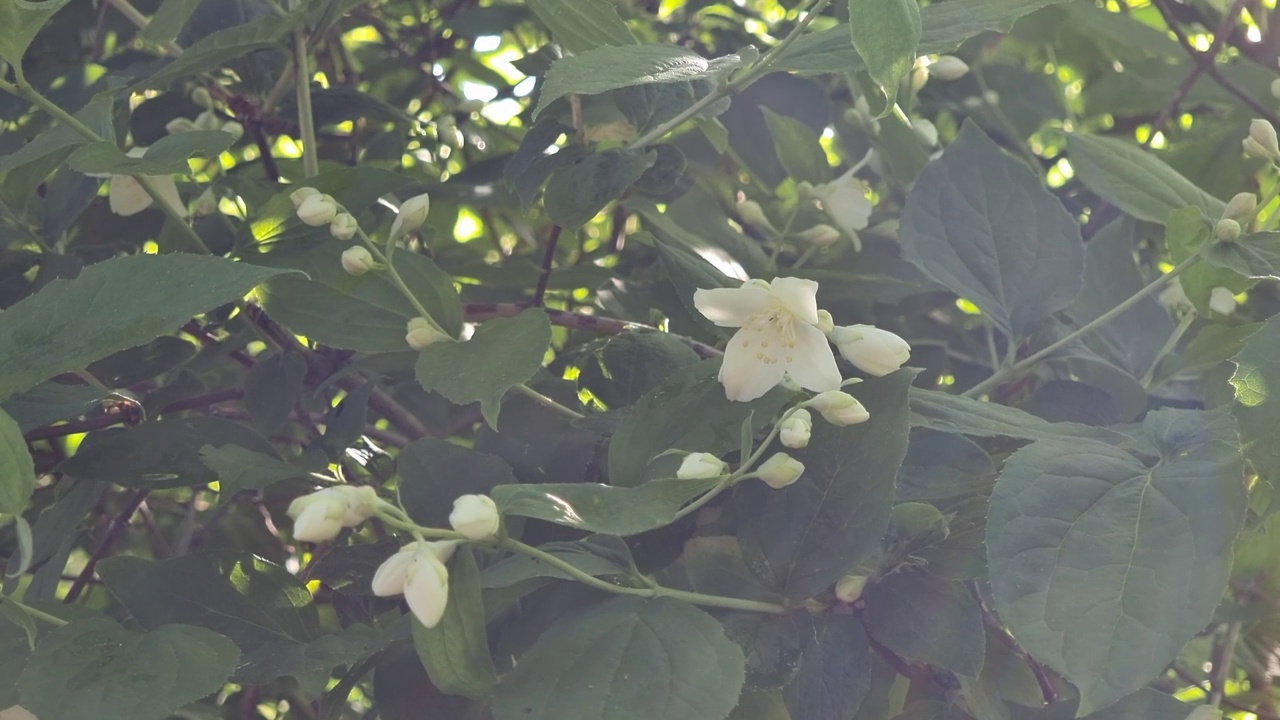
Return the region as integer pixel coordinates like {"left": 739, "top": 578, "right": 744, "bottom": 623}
{"left": 371, "top": 542, "right": 452, "bottom": 629}
{"left": 390, "top": 193, "right": 431, "bottom": 242}
{"left": 291, "top": 186, "right": 321, "bottom": 209}
{"left": 829, "top": 325, "right": 911, "bottom": 376}
{"left": 929, "top": 55, "right": 969, "bottom": 81}
{"left": 330, "top": 212, "right": 359, "bottom": 241}
{"left": 1224, "top": 192, "right": 1257, "bottom": 222}
{"left": 809, "top": 168, "right": 872, "bottom": 249}
{"left": 99, "top": 148, "right": 187, "bottom": 218}
{"left": 779, "top": 409, "right": 812, "bottom": 449}
{"left": 835, "top": 574, "right": 868, "bottom": 603}
{"left": 795, "top": 224, "right": 841, "bottom": 247}
{"left": 756, "top": 452, "right": 805, "bottom": 489}
{"left": 1215, "top": 218, "right": 1241, "bottom": 243}
{"left": 406, "top": 317, "right": 449, "bottom": 350}
{"left": 1244, "top": 119, "right": 1280, "bottom": 160}
{"left": 287, "top": 485, "right": 379, "bottom": 543}
{"left": 677, "top": 452, "right": 729, "bottom": 480}
{"left": 1209, "top": 287, "right": 1237, "bottom": 316}
{"left": 449, "top": 494, "right": 501, "bottom": 540}
{"left": 0, "top": 707, "right": 38, "bottom": 720}
{"left": 816, "top": 309, "right": 835, "bottom": 334}
{"left": 297, "top": 193, "right": 338, "bottom": 226}
{"left": 808, "top": 390, "right": 871, "bottom": 426}
{"left": 694, "top": 278, "right": 842, "bottom": 402}
{"left": 341, "top": 246, "right": 376, "bottom": 276}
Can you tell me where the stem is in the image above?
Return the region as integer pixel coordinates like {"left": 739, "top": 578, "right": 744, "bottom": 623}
{"left": 963, "top": 253, "right": 1200, "bottom": 398}
{"left": 1139, "top": 310, "right": 1195, "bottom": 388}
{"left": 354, "top": 228, "right": 444, "bottom": 332}
{"left": 261, "top": 58, "right": 297, "bottom": 116}
{"left": 0, "top": 595, "right": 69, "bottom": 627}
{"left": 533, "top": 225, "right": 564, "bottom": 307}
{"left": 1210, "top": 623, "right": 1242, "bottom": 707}
{"left": 509, "top": 383, "right": 585, "bottom": 420}
{"left": 292, "top": 26, "right": 320, "bottom": 178}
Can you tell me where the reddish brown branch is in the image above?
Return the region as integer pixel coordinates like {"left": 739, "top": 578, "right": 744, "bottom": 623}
{"left": 533, "top": 225, "right": 564, "bottom": 307}
{"left": 63, "top": 490, "right": 149, "bottom": 603}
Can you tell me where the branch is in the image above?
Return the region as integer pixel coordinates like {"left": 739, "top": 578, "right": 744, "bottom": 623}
{"left": 463, "top": 303, "right": 724, "bottom": 359}
{"left": 63, "top": 490, "right": 149, "bottom": 603}
{"left": 533, "top": 225, "right": 563, "bottom": 307}
{"left": 969, "top": 580, "right": 1058, "bottom": 704}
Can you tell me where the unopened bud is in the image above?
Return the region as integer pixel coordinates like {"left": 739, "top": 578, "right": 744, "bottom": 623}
{"left": 390, "top": 193, "right": 431, "bottom": 242}
{"left": 816, "top": 309, "right": 835, "bottom": 335}
{"left": 1209, "top": 286, "right": 1237, "bottom": 316}
{"left": 341, "top": 246, "right": 376, "bottom": 276}
{"left": 1215, "top": 218, "right": 1241, "bottom": 243}
{"left": 437, "top": 116, "right": 464, "bottom": 149}
{"left": 756, "top": 452, "right": 805, "bottom": 489}
{"left": 1223, "top": 192, "right": 1257, "bottom": 222}
{"left": 983, "top": 90, "right": 1000, "bottom": 106}
{"left": 795, "top": 224, "right": 841, "bottom": 247}
{"left": 221, "top": 120, "right": 244, "bottom": 142}
{"left": 290, "top": 186, "right": 321, "bottom": 209}
{"left": 912, "top": 117, "right": 938, "bottom": 147}
{"left": 808, "top": 390, "right": 871, "bottom": 426}
{"left": 829, "top": 325, "right": 911, "bottom": 377}
{"left": 297, "top": 193, "right": 338, "bottom": 226}
{"left": 909, "top": 66, "right": 930, "bottom": 94}
{"left": 190, "top": 87, "right": 213, "bottom": 108}
{"left": 929, "top": 55, "right": 970, "bottom": 81}
{"left": 1244, "top": 119, "right": 1280, "bottom": 160}
{"left": 736, "top": 199, "right": 774, "bottom": 231}
{"left": 779, "top": 409, "right": 813, "bottom": 449}
{"left": 835, "top": 574, "right": 868, "bottom": 603}
{"left": 330, "top": 212, "right": 358, "bottom": 241}
{"left": 165, "top": 117, "right": 199, "bottom": 134}
{"left": 406, "top": 317, "right": 449, "bottom": 350}
{"left": 677, "top": 452, "right": 729, "bottom": 480}
{"left": 449, "top": 494, "right": 501, "bottom": 540}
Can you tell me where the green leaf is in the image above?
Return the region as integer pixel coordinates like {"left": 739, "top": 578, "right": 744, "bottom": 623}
{"left": 481, "top": 535, "right": 635, "bottom": 588}
{"left": 0, "top": 0, "right": 72, "bottom": 66}
{"left": 1230, "top": 315, "right": 1280, "bottom": 499}
{"left": 491, "top": 477, "right": 718, "bottom": 536}
{"left": 504, "top": 117, "right": 579, "bottom": 206}
{"left": 243, "top": 352, "right": 308, "bottom": 434}
{"left": 1165, "top": 207, "right": 1252, "bottom": 313}
{"left": 0, "top": 254, "right": 292, "bottom": 402}
{"left": 17, "top": 618, "right": 239, "bottom": 720}
{"left": 97, "top": 552, "right": 320, "bottom": 652}
{"left": 987, "top": 409, "right": 1246, "bottom": 715}
{"left": 415, "top": 309, "right": 553, "bottom": 427}
{"left": 237, "top": 622, "right": 397, "bottom": 698}
{"left": 608, "top": 359, "right": 792, "bottom": 487}
{"left": 131, "top": 13, "right": 300, "bottom": 91}
{"left": 543, "top": 149, "right": 657, "bottom": 229}
{"left": 783, "top": 615, "right": 872, "bottom": 720}
{"left": 909, "top": 388, "right": 1124, "bottom": 443}
{"left": 58, "top": 417, "right": 277, "bottom": 489}
{"left": 199, "top": 444, "right": 307, "bottom": 497}
{"left": 492, "top": 596, "right": 745, "bottom": 720}
{"left": 657, "top": 536, "right": 780, "bottom": 603}
{"left": 760, "top": 108, "right": 832, "bottom": 184}
{"left": 1201, "top": 231, "right": 1280, "bottom": 280}
{"left": 139, "top": 0, "right": 201, "bottom": 44}
{"left": 398, "top": 438, "right": 517, "bottom": 528}
{"left": 536, "top": 45, "right": 744, "bottom": 117}
{"left": 848, "top": 0, "right": 921, "bottom": 107}
{"left": 527, "top": 0, "right": 637, "bottom": 54}
{"left": 413, "top": 548, "right": 499, "bottom": 699}
{"left": 861, "top": 572, "right": 985, "bottom": 677}
{"left": 68, "top": 131, "right": 234, "bottom": 175}
{"left": 250, "top": 166, "right": 416, "bottom": 246}
{"left": 900, "top": 122, "right": 1083, "bottom": 340}
{"left": 0, "top": 93, "right": 113, "bottom": 177}
{"left": 737, "top": 370, "right": 914, "bottom": 600}
{"left": 1066, "top": 134, "right": 1225, "bottom": 224}
{"left": 577, "top": 331, "right": 701, "bottom": 408}
{"left": 0, "top": 408, "right": 35, "bottom": 515}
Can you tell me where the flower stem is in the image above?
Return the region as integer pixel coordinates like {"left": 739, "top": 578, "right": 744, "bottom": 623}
{"left": 963, "top": 253, "right": 1201, "bottom": 398}
{"left": 291, "top": 23, "right": 320, "bottom": 178}
{"left": 509, "top": 383, "right": 585, "bottom": 420}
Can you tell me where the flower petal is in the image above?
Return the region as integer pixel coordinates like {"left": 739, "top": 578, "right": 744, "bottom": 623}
{"left": 404, "top": 553, "right": 450, "bottom": 628}
{"left": 768, "top": 277, "right": 820, "bottom": 326}
{"left": 719, "top": 326, "right": 786, "bottom": 402}
{"left": 108, "top": 176, "right": 154, "bottom": 216}
{"left": 371, "top": 547, "right": 417, "bottom": 596}
{"left": 783, "top": 322, "right": 842, "bottom": 393}
{"left": 693, "top": 286, "right": 771, "bottom": 327}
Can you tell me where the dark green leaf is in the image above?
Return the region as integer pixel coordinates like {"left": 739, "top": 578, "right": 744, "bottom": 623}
{"left": 0, "top": 408, "right": 35, "bottom": 515}
{"left": 656, "top": 536, "right": 780, "bottom": 603}
{"left": 491, "top": 477, "right": 718, "bottom": 536}
{"left": 909, "top": 388, "right": 1124, "bottom": 442}
{"left": 737, "top": 370, "right": 914, "bottom": 600}
{"left": 17, "top": 618, "right": 239, "bottom": 720}
{"left": 526, "top": 0, "right": 637, "bottom": 54}
{"left": 504, "top": 117, "right": 577, "bottom": 206}
{"left": 413, "top": 548, "right": 499, "bottom": 698}
{"left": 398, "top": 438, "right": 517, "bottom": 528}
{"left": 491, "top": 596, "right": 745, "bottom": 720}
{"left": 0, "top": 254, "right": 292, "bottom": 401}
{"left": 89, "top": 336, "right": 197, "bottom": 387}
{"left": 0, "top": 95, "right": 113, "bottom": 176}
{"left": 415, "top": 309, "right": 554, "bottom": 427}
{"left": 849, "top": 0, "right": 921, "bottom": 107}
{"left": 783, "top": 614, "right": 872, "bottom": 720}
{"left": 237, "top": 622, "right": 397, "bottom": 698}
{"left": 0, "top": 382, "right": 102, "bottom": 433}
{"left": 761, "top": 108, "right": 832, "bottom": 184}
{"left": 0, "top": 0, "right": 72, "bottom": 66}
{"left": 243, "top": 352, "right": 308, "bottom": 434}
{"left": 900, "top": 122, "right": 1083, "bottom": 340}
{"left": 199, "top": 444, "right": 307, "bottom": 497}
{"left": 1230, "top": 315, "right": 1280, "bottom": 499}
{"left": 1201, "top": 231, "right": 1280, "bottom": 280}
{"left": 862, "top": 572, "right": 985, "bottom": 676}
{"left": 68, "top": 131, "right": 234, "bottom": 175}
{"left": 132, "top": 13, "right": 300, "bottom": 91}
{"left": 720, "top": 613, "right": 804, "bottom": 690}
{"left": 140, "top": 0, "right": 201, "bottom": 44}
{"left": 481, "top": 535, "right": 634, "bottom": 588}
{"left": 536, "top": 46, "right": 745, "bottom": 117}
{"left": 543, "top": 149, "right": 656, "bottom": 229}
{"left": 987, "top": 409, "right": 1246, "bottom": 714}
{"left": 1066, "top": 134, "right": 1225, "bottom": 224}
{"left": 577, "top": 331, "right": 701, "bottom": 408}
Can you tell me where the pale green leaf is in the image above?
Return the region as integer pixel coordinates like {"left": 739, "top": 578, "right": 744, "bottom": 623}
{"left": 0, "top": 0, "right": 72, "bottom": 66}
{"left": 68, "top": 131, "right": 234, "bottom": 175}
{"left": 849, "top": 0, "right": 921, "bottom": 107}
{"left": 491, "top": 477, "right": 719, "bottom": 536}
{"left": 1066, "top": 134, "right": 1225, "bottom": 224}
{"left": 526, "top": 0, "right": 636, "bottom": 54}
{"left": 0, "top": 408, "right": 34, "bottom": 516}
{"left": 412, "top": 548, "right": 499, "bottom": 698}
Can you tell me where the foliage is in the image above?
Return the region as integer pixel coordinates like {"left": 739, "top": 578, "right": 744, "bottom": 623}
{"left": 3, "top": 0, "right": 1280, "bottom": 718}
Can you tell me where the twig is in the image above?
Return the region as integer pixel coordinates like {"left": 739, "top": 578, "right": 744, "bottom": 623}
{"left": 63, "top": 490, "right": 149, "bottom": 603}
{"left": 532, "top": 225, "right": 563, "bottom": 307}
{"left": 159, "top": 386, "right": 245, "bottom": 415}
{"left": 23, "top": 403, "right": 139, "bottom": 442}
{"left": 1210, "top": 623, "right": 1243, "bottom": 707}
{"left": 463, "top": 303, "right": 724, "bottom": 358}
{"left": 969, "top": 580, "right": 1058, "bottom": 704}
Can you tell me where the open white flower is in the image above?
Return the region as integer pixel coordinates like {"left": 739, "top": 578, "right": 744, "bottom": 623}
{"left": 694, "top": 278, "right": 841, "bottom": 402}
{"left": 808, "top": 168, "right": 872, "bottom": 249}
{"left": 98, "top": 148, "right": 187, "bottom": 218}
{"left": 371, "top": 541, "right": 455, "bottom": 628}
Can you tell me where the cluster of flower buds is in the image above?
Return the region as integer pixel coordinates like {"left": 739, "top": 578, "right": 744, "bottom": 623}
{"left": 286, "top": 485, "right": 380, "bottom": 542}
{"left": 165, "top": 87, "right": 244, "bottom": 141}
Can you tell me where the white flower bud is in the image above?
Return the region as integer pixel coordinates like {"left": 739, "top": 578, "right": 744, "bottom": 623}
{"left": 677, "top": 452, "right": 729, "bottom": 480}
{"left": 221, "top": 120, "right": 244, "bottom": 142}
{"left": 779, "top": 409, "right": 813, "bottom": 449}
{"left": 1245, "top": 119, "right": 1280, "bottom": 160}
{"left": 390, "top": 193, "right": 431, "bottom": 242}
{"left": 437, "top": 115, "right": 464, "bottom": 149}
{"left": 194, "top": 109, "right": 221, "bottom": 131}
{"left": 290, "top": 186, "right": 321, "bottom": 209}
{"left": 1209, "top": 286, "right": 1237, "bottom": 316}
{"left": 909, "top": 66, "right": 930, "bottom": 93}
{"left": 816, "top": 309, "right": 835, "bottom": 335}
{"left": 808, "top": 390, "right": 872, "bottom": 426}
{"left": 756, "top": 452, "right": 805, "bottom": 489}
{"left": 911, "top": 117, "right": 938, "bottom": 147}
{"left": 297, "top": 193, "right": 338, "bottom": 226}
{"left": 341, "top": 246, "right": 376, "bottom": 276}
{"left": 1223, "top": 192, "right": 1257, "bottom": 222}
{"left": 830, "top": 325, "right": 911, "bottom": 376}
{"left": 835, "top": 574, "right": 869, "bottom": 603}
{"left": 449, "top": 494, "right": 501, "bottom": 540}
{"left": 403, "top": 547, "right": 450, "bottom": 628}
{"left": 371, "top": 544, "right": 418, "bottom": 596}
{"left": 330, "top": 212, "right": 359, "bottom": 241}
{"left": 736, "top": 199, "right": 774, "bottom": 231}
{"left": 929, "top": 55, "right": 970, "bottom": 81}
{"left": 982, "top": 90, "right": 1000, "bottom": 105}
{"left": 190, "top": 87, "right": 213, "bottom": 109}
{"left": 1215, "top": 218, "right": 1241, "bottom": 243}
{"left": 286, "top": 485, "right": 379, "bottom": 543}
{"left": 165, "top": 117, "right": 199, "bottom": 135}
{"left": 406, "top": 317, "right": 449, "bottom": 350}
{"left": 795, "top": 224, "right": 841, "bottom": 247}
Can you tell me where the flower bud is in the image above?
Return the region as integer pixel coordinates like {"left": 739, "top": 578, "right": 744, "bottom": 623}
{"left": 736, "top": 199, "right": 774, "bottom": 231}
{"left": 406, "top": 317, "right": 449, "bottom": 350}
{"left": 191, "top": 87, "right": 213, "bottom": 108}
{"left": 287, "top": 485, "right": 379, "bottom": 543}
{"left": 1215, "top": 218, "right": 1241, "bottom": 243}
{"left": 835, "top": 574, "right": 868, "bottom": 603}
{"left": 330, "top": 212, "right": 359, "bottom": 241}
{"left": 795, "top": 224, "right": 841, "bottom": 247}
{"left": 290, "top": 186, "right": 321, "bottom": 209}
{"left": 983, "top": 90, "right": 1001, "bottom": 105}
{"left": 457, "top": 99, "right": 486, "bottom": 113}
{"left": 756, "top": 452, "right": 805, "bottom": 489}
{"left": 437, "top": 115, "right": 464, "bottom": 149}
{"left": 449, "top": 494, "right": 501, "bottom": 540}
{"left": 912, "top": 117, "right": 938, "bottom": 147}
{"left": 830, "top": 325, "right": 911, "bottom": 376}
{"left": 909, "top": 65, "right": 930, "bottom": 93}
{"left": 796, "top": 181, "right": 816, "bottom": 198}
{"left": 677, "top": 452, "right": 729, "bottom": 480}
{"left": 816, "top": 309, "right": 835, "bottom": 335}
{"left": 779, "top": 409, "right": 813, "bottom": 449}
{"left": 1209, "top": 286, "right": 1237, "bottom": 316}
{"left": 195, "top": 109, "right": 222, "bottom": 131}
{"left": 165, "top": 117, "right": 199, "bottom": 134}
{"left": 372, "top": 543, "right": 451, "bottom": 628}
{"left": 1224, "top": 192, "right": 1257, "bottom": 222}
{"left": 808, "top": 390, "right": 871, "bottom": 426}
{"left": 929, "top": 55, "right": 970, "bottom": 81}
{"left": 221, "top": 120, "right": 244, "bottom": 142}
{"left": 1244, "top": 119, "right": 1280, "bottom": 160}
{"left": 297, "top": 193, "right": 338, "bottom": 226}
{"left": 341, "top": 246, "right": 376, "bottom": 276}
{"left": 371, "top": 544, "right": 419, "bottom": 596}
{"left": 390, "top": 193, "right": 431, "bottom": 242}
